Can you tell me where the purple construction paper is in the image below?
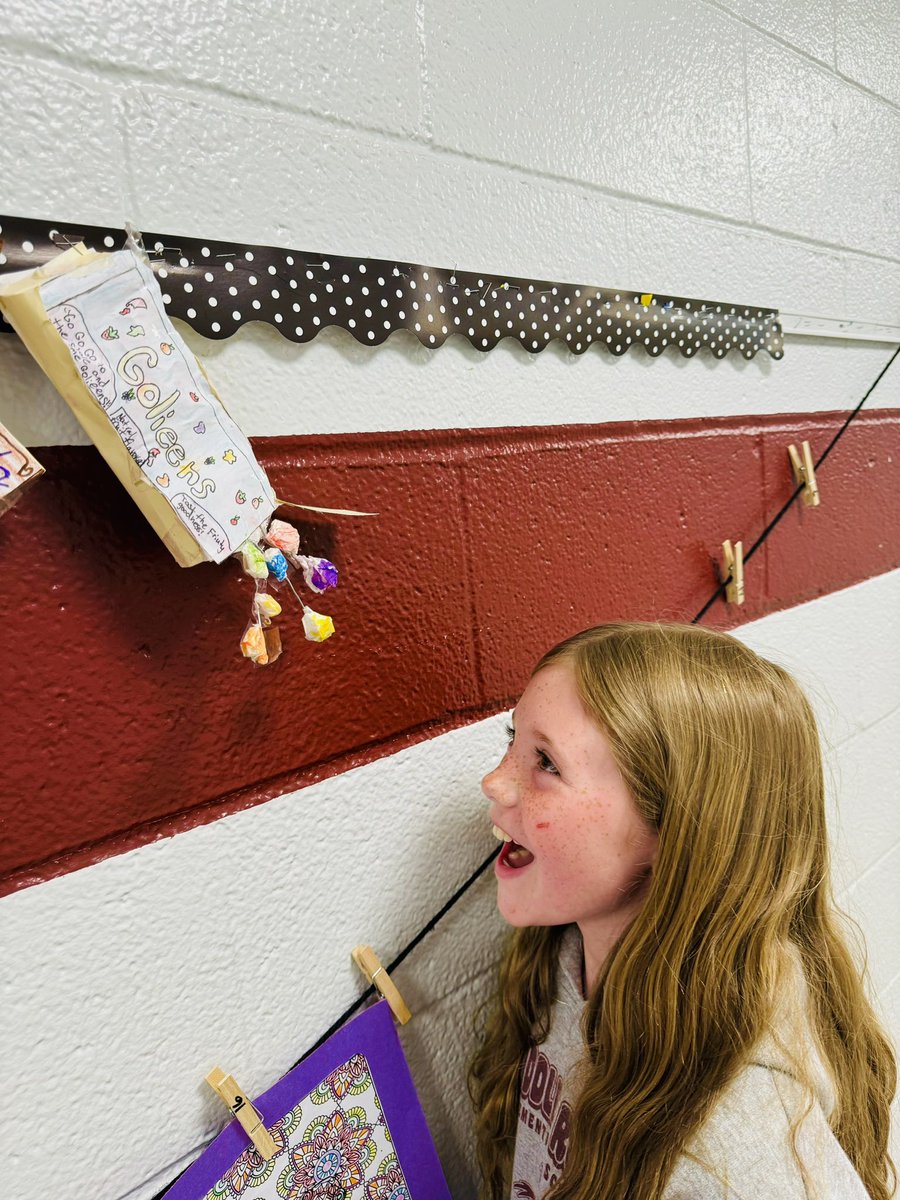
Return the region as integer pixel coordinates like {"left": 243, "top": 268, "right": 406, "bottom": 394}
{"left": 165, "top": 999, "right": 450, "bottom": 1199}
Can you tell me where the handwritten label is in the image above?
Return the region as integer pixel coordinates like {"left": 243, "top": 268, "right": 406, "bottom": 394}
{"left": 172, "top": 492, "right": 228, "bottom": 559}
{"left": 50, "top": 303, "right": 116, "bottom": 410}
{"left": 108, "top": 407, "right": 150, "bottom": 467}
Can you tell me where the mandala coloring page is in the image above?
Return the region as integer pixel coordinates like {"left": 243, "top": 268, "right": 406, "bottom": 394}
{"left": 205, "top": 1053, "right": 408, "bottom": 1200}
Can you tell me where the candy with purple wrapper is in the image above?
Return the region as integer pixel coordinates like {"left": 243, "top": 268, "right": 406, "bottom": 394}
{"left": 299, "top": 555, "right": 338, "bottom": 593}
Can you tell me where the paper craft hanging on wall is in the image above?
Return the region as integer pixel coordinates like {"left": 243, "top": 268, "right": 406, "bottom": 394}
{"left": 0, "top": 215, "right": 784, "bottom": 361}
{"left": 0, "top": 240, "right": 276, "bottom": 566}
{"left": 0, "top": 418, "right": 44, "bottom": 516}
{"left": 164, "top": 999, "right": 451, "bottom": 1200}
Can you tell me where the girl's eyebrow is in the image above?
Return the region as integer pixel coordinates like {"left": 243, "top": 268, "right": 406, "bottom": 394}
{"left": 532, "top": 729, "right": 560, "bottom": 752}
{"left": 510, "top": 713, "right": 561, "bottom": 755}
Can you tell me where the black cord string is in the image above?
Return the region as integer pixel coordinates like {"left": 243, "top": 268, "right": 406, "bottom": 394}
{"left": 291, "top": 842, "right": 502, "bottom": 1068}
{"left": 154, "top": 343, "right": 897, "bottom": 1198}
{"left": 152, "top": 844, "right": 500, "bottom": 1198}
{"left": 692, "top": 344, "right": 899, "bottom": 624}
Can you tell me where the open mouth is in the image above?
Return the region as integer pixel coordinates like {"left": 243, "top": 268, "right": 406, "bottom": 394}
{"left": 493, "top": 824, "right": 535, "bottom": 869}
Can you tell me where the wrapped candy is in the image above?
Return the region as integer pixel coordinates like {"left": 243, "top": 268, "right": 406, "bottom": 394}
{"left": 298, "top": 555, "right": 338, "bottom": 593}
{"left": 264, "top": 546, "right": 288, "bottom": 581}
{"left": 254, "top": 592, "right": 282, "bottom": 625}
{"left": 240, "top": 622, "right": 269, "bottom": 664}
{"left": 238, "top": 540, "right": 268, "bottom": 579}
{"left": 263, "top": 625, "right": 283, "bottom": 663}
{"left": 302, "top": 607, "right": 335, "bottom": 642}
{"left": 264, "top": 518, "right": 300, "bottom": 557}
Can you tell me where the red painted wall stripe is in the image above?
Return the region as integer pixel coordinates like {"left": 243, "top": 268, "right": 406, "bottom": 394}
{"left": 1, "top": 409, "right": 897, "bottom": 895}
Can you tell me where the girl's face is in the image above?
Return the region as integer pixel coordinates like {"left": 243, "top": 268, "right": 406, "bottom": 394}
{"left": 482, "top": 662, "right": 658, "bottom": 955}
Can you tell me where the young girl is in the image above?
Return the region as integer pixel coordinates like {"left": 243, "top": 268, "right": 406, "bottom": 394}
{"left": 469, "top": 622, "right": 896, "bottom": 1200}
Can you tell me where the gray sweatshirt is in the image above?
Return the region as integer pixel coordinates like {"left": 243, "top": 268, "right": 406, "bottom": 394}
{"left": 510, "top": 929, "right": 871, "bottom": 1199}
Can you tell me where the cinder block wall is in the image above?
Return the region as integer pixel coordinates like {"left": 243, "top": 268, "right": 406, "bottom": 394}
{"left": 0, "top": 3, "right": 897, "bottom": 1197}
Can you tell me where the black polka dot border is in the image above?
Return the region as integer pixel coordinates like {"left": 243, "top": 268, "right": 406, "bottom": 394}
{"left": 0, "top": 216, "right": 784, "bottom": 361}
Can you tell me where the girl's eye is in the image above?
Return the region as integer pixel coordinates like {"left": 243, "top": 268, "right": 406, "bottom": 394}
{"left": 535, "top": 748, "right": 559, "bottom": 776}
{"left": 504, "top": 721, "right": 515, "bottom": 746}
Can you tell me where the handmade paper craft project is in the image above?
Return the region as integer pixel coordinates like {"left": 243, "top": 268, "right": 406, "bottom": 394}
{"left": 165, "top": 999, "right": 451, "bottom": 1200}
{"left": 0, "top": 230, "right": 372, "bottom": 661}
{"left": 0, "top": 418, "right": 44, "bottom": 516}
{"left": 0, "top": 239, "right": 276, "bottom": 566}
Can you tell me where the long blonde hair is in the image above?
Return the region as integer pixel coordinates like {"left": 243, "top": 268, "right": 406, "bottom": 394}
{"left": 469, "top": 622, "right": 896, "bottom": 1200}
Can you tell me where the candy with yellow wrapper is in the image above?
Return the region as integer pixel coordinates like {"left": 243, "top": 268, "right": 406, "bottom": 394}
{"left": 302, "top": 607, "right": 335, "bottom": 642}
{"left": 254, "top": 592, "right": 282, "bottom": 625}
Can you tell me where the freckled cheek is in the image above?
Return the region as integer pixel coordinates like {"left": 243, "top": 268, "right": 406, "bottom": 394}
{"left": 537, "top": 826, "right": 594, "bottom": 873}
{"left": 542, "top": 808, "right": 615, "bottom": 868}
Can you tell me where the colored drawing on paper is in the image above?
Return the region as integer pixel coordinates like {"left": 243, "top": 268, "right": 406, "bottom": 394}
{"left": 203, "top": 1053, "right": 406, "bottom": 1200}
{"left": 38, "top": 248, "right": 275, "bottom": 563}
{"left": 165, "top": 1001, "right": 450, "bottom": 1200}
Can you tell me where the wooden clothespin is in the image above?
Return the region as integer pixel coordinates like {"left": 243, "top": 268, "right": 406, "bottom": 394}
{"left": 206, "top": 1067, "right": 278, "bottom": 1160}
{"left": 721, "top": 539, "right": 744, "bottom": 605}
{"left": 352, "top": 944, "right": 412, "bottom": 1025}
{"left": 787, "top": 441, "right": 820, "bottom": 506}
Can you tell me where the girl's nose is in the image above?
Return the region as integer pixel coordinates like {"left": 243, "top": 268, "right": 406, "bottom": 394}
{"left": 481, "top": 759, "right": 516, "bottom": 807}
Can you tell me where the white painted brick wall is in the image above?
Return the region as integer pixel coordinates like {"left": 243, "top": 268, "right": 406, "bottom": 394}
{"left": 714, "top": 0, "right": 836, "bottom": 64}
{"left": 747, "top": 36, "right": 899, "bottom": 254}
{"left": 0, "top": 2, "right": 898, "bottom": 1195}
{"left": 836, "top": 0, "right": 900, "bottom": 105}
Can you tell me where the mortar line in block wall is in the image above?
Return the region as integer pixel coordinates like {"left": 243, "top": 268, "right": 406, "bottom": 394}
{"left": 456, "top": 459, "right": 489, "bottom": 706}
{"left": 251, "top": 412, "right": 900, "bottom": 474}
{"left": 740, "top": 25, "right": 756, "bottom": 227}
{"left": 831, "top": 700, "right": 900, "bottom": 751}
{"left": 699, "top": 0, "right": 900, "bottom": 112}
{"left": 831, "top": 0, "right": 839, "bottom": 76}
{"left": 414, "top": 0, "right": 433, "bottom": 141}
{"left": 10, "top": 2, "right": 899, "bottom": 123}
{"left": 758, "top": 429, "right": 770, "bottom": 599}
{"left": 0, "top": 33, "right": 435, "bottom": 150}
{"left": 116, "top": 91, "right": 142, "bottom": 223}
{"left": 416, "top": 143, "right": 900, "bottom": 267}
{"left": 0, "top": 701, "right": 518, "bottom": 898}
{"left": 843, "top": 834, "right": 900, "bottom": 896}
{"left": 882, "top": 963, "right": 900, "bottom": 999}
{"left": 5, "top": 35, "right": 898, "bottom": 268}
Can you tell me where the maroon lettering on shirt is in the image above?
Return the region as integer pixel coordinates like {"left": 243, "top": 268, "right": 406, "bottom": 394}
{"left": 547, "top": 1101, "right": 572, "bottom": 1169}
{"left": 521, "top": 1046, "right": 564, "bottom": 1133}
